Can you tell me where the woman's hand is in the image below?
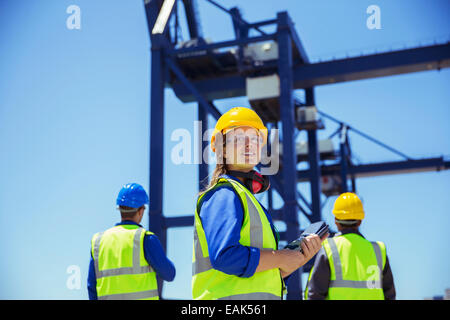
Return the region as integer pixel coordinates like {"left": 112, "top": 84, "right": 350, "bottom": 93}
{"left": 256, "top": 234, "right": 328, "bottom": 278}
{"left": 277, "top": 249, "right": 305, "bottom": 278}
{"left": 300, "top": 234, "right": 325, "bottom": 261}
{"left": 279, "top": 234, "right": 327, "bottom": 278}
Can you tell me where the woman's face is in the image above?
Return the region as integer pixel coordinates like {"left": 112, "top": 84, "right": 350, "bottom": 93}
{"left": 223, "top": 126, "right": 263, "bottom": 171}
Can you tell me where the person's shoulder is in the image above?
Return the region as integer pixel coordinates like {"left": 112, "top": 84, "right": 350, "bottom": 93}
{"left": 143, "top": 230, "right": 163, "bottom": 247}
{"left": 200, "top": 182, "right": 237, "bottom": 201}
{"left": 373, "top": 240, "right": 386, "bottom": 252}
{"left": 90, "top": 226, "right": 111, "bottom": 239}
{"left": 197, "top": 182, "right": 241, "bottom": 214}
{"left": 145, "top": 230, "right": 155, "bottom": 236}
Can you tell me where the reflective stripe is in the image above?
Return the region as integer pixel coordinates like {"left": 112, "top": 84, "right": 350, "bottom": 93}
{"left": 243, "top": 191, "right": 264, "bottom": 249}
{"left": 94, "top": 228, "right": 154, "bottom": 279}
{"left": 192, "top": 228, "right": 212, "bottom": 275}
{"left": 98, "top": 289, "right": 159, "bottom": 300}
{"left": 371, "top": 242, "right": 383, "bottom": 275}
{"left": 328, "top": 237, "right": 383, "bottom": 290}
{"left": 132, "top": 228, "right": 142, "bottom": 271}
{"left": 330, "top": 279, "right": 381, "bottom": 289}
{"left": 328, "top": 238, "right": 342, "bottom": 280}
{"left": 93, "top": 232, "right": 104, "bottom": 279}
{"left": 217, "top": 292, "right": 281, "bottom": 300}
{"left": 193, "top": 256, "right": 212, "bottom": 275}
{"left": 96, "top": 266, "right": 153, "bottom": 278}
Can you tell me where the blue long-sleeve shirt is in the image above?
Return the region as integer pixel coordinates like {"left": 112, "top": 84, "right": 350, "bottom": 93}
{"left": 87, "top": 221, "right": 176, "bottom": 300}
{"left": 198, "top": 174, "right": 279, "bottom": 278}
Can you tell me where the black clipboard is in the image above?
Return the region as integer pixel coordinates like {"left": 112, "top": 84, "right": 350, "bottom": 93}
{"left": 284, "top": 221, "right": 329, "bottom": 252}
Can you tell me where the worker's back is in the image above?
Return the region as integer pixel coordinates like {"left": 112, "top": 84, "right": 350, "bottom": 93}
{"left": 322, "top": 233, "right": 385, "bottom": 300}
{"left": 91, "top": 224, "right": 159, "bottom": 300}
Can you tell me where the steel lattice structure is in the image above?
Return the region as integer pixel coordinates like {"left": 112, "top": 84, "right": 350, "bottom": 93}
{"left": 144, "top": 0, "right": 450, "bottom": 299}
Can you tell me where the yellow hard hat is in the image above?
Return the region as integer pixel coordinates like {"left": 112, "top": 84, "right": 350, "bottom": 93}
{"left": 210, "top": 107, "right": 268, "bottom": 152}
{"left": 332, "top": 192, "right": 365, "bottom": 220}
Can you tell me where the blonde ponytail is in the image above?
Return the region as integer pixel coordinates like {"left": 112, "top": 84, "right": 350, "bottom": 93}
{"left": 198, "top": 163, "right": 228, "bottom": 197}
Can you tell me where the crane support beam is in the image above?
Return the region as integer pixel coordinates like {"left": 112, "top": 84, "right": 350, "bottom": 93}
{"left": 182, "top": 0, "right": 202, "bottom": 39}
{"left": 172, "top": 43, "right": 450, "bottom": 102}
{"left": 297, "top": 157, "right": 450, "bottom": 182}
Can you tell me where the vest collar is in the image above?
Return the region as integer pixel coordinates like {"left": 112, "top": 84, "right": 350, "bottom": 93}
{"left": 221, "top": 173, "right": 242, "bottom": 183}
{"left": 116, "top": 220, "right": 143, "bottom": 228}
{"left": 335, "top": 229, "right": 365, "bottom": 239}
{"left": 220, "top": 174, "right": 250, "bottom": 191}
{"left": 220, "top": 174, "right": 270, "bottom": 213}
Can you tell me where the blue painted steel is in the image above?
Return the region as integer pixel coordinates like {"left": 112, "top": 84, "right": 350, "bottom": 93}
{"left": 168, "top": 33, "right": 276, "bottom": 56}
{"left": 198, "top": 103, "right": 209, "bottom": 191}
{"left": 296, "top": 190, "right": 313, "bottom": 213}
{"left": 182, "top": 0, "right": 202, "bottom": 39}
{"left": 172, "top": 74, "right": 245, "bottom": 103}
{"left": 230, "top": 7, "right": 247, "bottom": 71}
{"left": 230, "top": 7, "right": 249, "bottom": 39}
{"left": 149, "top": 47, "right": 166, "bottom": 294}
{"left": 292, "top": 43, "right": 450, "bottom": 88}
{"left": 305, "top": 87, "right": 322, "bottom": 224}
{"left": 165, "top": 215, "right": 195, "bottom": 228}
{"left": 339, "top": 125, "right": 349, "bottom": 193}
{"left": 318, "top": 110, "right": 412, "bottom": 160}
{"left": 205, "top": 0, "right": 267, "bottom": 35}
{"left": 172, "top": 43, "right": 450, "bottom": 102}
{"left": 249, "top": 18, "right": 278, "bottom": 29}
{"left": 284, "top": 13, "right": 309, "bottom": 64}
{"left": 306, "top": 129, "right": 322, "bottom": 223}
{"left": 297, "top": 157, "right": 450, "bottom": 181}
{"left": 145, "top": 0, "right": 169, "bottom": 296}
{"left": 165, "top": 57, "right": 221, "bottom": 120}
{"left": 277, "top": 11, "right": 302, "bottom": 300}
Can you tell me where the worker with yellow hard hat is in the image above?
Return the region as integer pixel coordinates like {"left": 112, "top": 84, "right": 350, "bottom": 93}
{"left": 192, "top": 107, "right": 325, "bottom": 300}
{"left": 305, "top": 192, "right": 396, "bottom": 300}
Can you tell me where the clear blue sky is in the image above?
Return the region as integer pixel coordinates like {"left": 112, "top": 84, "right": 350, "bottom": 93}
{"left": 0, "top": 0, "right": 449, "bottom": 300}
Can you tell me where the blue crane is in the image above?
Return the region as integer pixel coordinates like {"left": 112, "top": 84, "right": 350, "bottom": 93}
{"left": 143, "top": 0, "right": 450, "bottom": 299}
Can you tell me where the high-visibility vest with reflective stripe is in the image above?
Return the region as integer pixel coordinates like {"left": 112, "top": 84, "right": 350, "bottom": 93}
{"left": 192, "top": 178, "right": 284, "bottom": 300}
{"left": 307, "top": 233, "right": 386, "bottom": 300}
{"left": 91, "top": 224, "right": 159, "bottom": 300}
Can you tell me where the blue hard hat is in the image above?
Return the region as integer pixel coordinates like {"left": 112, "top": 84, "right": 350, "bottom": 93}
{"left": 116, "top": 183, "right": 149, "bottom": 208}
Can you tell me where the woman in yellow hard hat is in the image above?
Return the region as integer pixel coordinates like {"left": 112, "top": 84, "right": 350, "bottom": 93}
{"left": 192, "top": 107, "right": 324, "bottom": 300}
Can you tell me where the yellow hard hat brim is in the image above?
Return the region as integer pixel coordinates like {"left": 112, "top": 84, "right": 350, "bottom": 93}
{"left": 210, "top": 126, "right": 268, "bottom": 152}
{"left": 332, "top": 210, "right": 365, "bottom": 221}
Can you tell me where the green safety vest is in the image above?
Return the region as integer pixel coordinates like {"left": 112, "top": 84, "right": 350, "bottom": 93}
{"left": 91, "top": 224, "right": 159, "bottom": 300}
{"left": 192, "top": 177, "right": 284, "bottom": 300}
{"left": 306, "top": 233, "right": 386, "bottom": 300}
